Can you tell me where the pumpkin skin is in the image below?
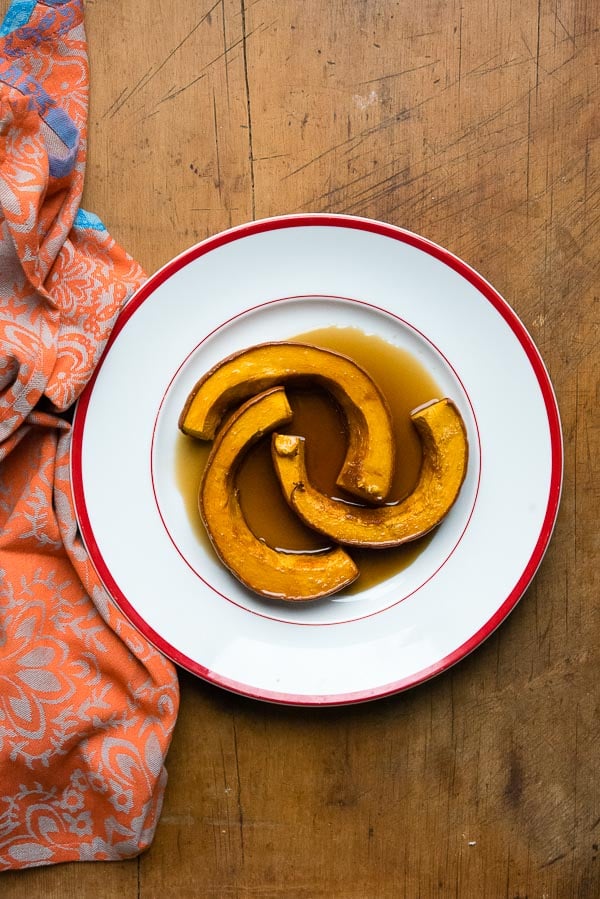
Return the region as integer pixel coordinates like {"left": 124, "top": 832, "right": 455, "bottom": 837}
{"left": 271, "top": 399, "right": 468, "bottom": 548}
{"left": 179, "top": 342, "right": 394, "bottom": 504}
{"left": 199, "top": 387, "right": 359, "bottom": 601}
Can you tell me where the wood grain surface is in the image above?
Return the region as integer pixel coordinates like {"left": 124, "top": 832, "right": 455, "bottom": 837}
{"left": 3, "top": 1, "right": 599, "bottom": 896}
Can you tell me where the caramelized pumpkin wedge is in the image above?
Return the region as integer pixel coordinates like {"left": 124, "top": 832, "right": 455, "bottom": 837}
{"left": 199, "top": 386, "right": 359, "bottom": 601}
{"left": 272, "top": 398, "right": 468, "bottom": 548}
{"left": 180, "top": 342, "right": 394, "bottom": 503}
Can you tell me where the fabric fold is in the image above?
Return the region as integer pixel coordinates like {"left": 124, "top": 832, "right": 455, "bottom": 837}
{"left": 0, "top": 0, "right": 179, "bottom": 870}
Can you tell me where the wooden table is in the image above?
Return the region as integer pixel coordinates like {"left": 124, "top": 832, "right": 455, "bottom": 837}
{"left": 4, "top": 1, "right": 598, "bottom": 896}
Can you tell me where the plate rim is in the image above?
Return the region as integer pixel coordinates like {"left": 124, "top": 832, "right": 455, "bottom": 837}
{"left": 71, "top": 212, "right": 564, "bottom": 706}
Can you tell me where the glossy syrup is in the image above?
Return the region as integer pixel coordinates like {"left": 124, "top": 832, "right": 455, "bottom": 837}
{"left": 174, "top": 327, "right": 443, "bottom": 594}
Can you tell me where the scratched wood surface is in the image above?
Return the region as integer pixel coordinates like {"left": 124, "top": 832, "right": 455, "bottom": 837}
{"left": 3, "top": 0, "right": 599, "bottom": 896}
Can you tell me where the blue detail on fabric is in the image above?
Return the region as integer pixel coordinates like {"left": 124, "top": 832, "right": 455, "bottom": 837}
{"left": 74, "top": 209, "right": 106, "bottom": 232}
{"left": 0, "top": 60, "right": 81, "bottom": 178}
{"left": 3, "top": 11, "right": 59, "bottom": 54}
{"left": 44, "top": 105, "right": 79, "bottom": 176}
{"left": 1, "top": 2, "right": 77, "bottom": 51}
{"left": 0, "top": 63, "right": 53, "bottom": 115}
{"left": 0, "top": 1, "right": 36, "bottom": 37}
{"left": 44, "top": 106, "right": 79, "bottom": 178}
{"left": 0, "top": 0, "right": 82, "bottom": 178}
{"left": 45, "top": 106, "right": 78, "bottom": 148}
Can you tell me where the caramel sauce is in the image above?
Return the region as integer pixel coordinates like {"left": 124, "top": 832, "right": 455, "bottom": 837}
{"left": 174, "top": 327, "right": 443, "bottom": 595}
{"left": 174, "top": 431, "right": 212, "bottom": 547}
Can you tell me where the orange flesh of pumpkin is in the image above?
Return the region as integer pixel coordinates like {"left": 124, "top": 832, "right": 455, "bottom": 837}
{"left": 179, "top": 342, "right": 394, "bottom": 504}
{"left": 271, "top": 398, "right": 468, "bottom": 548}
{"left": 199, "top": 387, "right": 359, "bottom": 601}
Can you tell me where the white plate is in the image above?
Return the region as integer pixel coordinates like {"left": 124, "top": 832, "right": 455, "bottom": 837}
{"left": 72, "top": 214, "right": 562, "bottom": 705}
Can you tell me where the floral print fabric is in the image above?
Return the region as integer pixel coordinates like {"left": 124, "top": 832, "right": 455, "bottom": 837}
{"left": 0, "top": 0, "right": 179, "bottom": 869}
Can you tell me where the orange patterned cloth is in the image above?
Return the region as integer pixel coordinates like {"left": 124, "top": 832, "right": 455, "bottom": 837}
{"left": 0, "top": 0, "right": 179, "bottom": 869}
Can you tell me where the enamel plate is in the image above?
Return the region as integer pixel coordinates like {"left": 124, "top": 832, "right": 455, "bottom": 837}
{"left": 71, "top": 215, "right": 562, "bottom": 705}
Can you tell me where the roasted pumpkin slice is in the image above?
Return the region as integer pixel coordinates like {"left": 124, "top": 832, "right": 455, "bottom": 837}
{"left": 272, "top": 398, "right": 468, "bottom": 548}
{"left": 199, "top": 386, "right": 359, "bottom": 601}
{"left": 180, "top": 342, "right": 394, "bottom": 503}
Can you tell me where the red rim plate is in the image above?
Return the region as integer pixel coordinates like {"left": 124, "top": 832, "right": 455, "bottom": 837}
{"left": 71, "top": 214, "right": 563, "bottom": 706}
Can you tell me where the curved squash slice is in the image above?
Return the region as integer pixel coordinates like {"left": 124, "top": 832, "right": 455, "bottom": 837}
{"left": 199, "top": 387, "right": 359, "bottom": 601}
{"left": 180, "top": 342, "right": 394, "bottom": 503}
{"left": 272, "top": 399, "right": 468, "bottom": 548}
